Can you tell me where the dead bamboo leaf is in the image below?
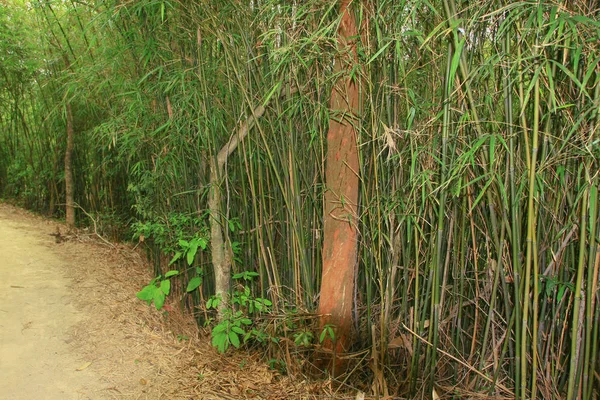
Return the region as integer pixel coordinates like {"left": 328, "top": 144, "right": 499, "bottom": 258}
{"left": 76, "top": 361, "right": 92, "bottom": 371}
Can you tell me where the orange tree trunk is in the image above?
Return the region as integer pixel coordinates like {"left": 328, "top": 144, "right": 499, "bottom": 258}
{"left": 317, "top": 0, "right": 361, "bottom": 374}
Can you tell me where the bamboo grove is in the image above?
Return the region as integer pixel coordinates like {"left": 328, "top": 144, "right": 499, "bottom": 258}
{"left": 1, "top": 0, "right": 599, "bottom": 398}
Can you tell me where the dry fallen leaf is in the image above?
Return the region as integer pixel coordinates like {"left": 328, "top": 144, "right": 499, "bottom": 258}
{"left": 76, "top": 361, "right": 92, "bottom": 371}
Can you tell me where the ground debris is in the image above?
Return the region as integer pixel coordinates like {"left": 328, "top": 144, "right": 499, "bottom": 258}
{"left": 1, "top": 202, "right": 348, "bottom": 399}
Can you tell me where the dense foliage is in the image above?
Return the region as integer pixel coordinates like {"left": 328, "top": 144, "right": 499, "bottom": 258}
{"left": 1, "top": 1, "right": 599, "bottom": 398}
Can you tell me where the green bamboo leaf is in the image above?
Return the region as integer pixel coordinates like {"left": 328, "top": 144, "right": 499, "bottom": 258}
{"left": 582, "top": 56, "right": 600, "bottom": 88}
{"left": 549, "top": 60, "right": 589, "bottom": 99}
{"left": 262, "top": 80, "right": 282, "bottom": 108}
{"left": 489, "top": 135, "right": 496, "bottom": 166}
{"left": 169, "top": 251, "right": 182, "bottom": 266}
{"left": 319, "top": 329, "right": 327, "bottom": 343}
{"left": 367, "top": 40, "right": 393, "bottom": 65}
{"left": 448, "top": 39, "right": 465, "bottom": 92}
{"left": 522, "top": 66, "right": 542, "bottom": 110}
{"left": 469, "top": 174, "right": 494, "bottom": 213}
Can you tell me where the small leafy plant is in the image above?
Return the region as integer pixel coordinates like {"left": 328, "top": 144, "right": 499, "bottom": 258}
{"left": 208, "top": 270, "right": 274, "bottom": 353}
{"left": 319, "top": 323, "right": 336, "bottom": 344}
{"left": 294, "top": 329, "right": 314, "bottom": 347}
{"left": 176, "top": 334, "right": 189, "bottom": 342}
{"left": 136, "top": 270, "right": 179, "bottom": 310}
{"left": 170, "top": 236, "right": 208, "bottom": 266}
{"left": 137, "top": 265, "right": 204, "bottom": 310}
{"left": 210, "top": 310, "right": 252, "bottom": 353}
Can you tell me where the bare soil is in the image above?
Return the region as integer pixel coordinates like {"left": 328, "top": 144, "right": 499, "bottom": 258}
{"left": 0, "top": 203, "right": 325, "bottom": 399}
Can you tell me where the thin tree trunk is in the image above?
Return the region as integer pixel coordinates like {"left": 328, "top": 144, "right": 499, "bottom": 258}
{"left": 208, "top": 86, "right": 297, "bottom": 320}
{"left": 64, "top": 100, "right": 75, "bottom": 228}
{"left": 49, "top": 182, "right": 55, "bottom": 216}
{"left": 209, "top": 104, "right": 265, "bottom": 319}
{"left": 317, "top": 0, "right": 361, "bottom": 375}
{"left": 208, "top": 157, "right": 229, "bottom": 317}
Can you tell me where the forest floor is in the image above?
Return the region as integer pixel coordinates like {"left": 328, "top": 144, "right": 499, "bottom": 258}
{"left": 0, "top": 203, "right": 336, "bottom": 400}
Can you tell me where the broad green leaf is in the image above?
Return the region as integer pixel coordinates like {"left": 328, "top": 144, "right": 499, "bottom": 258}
{"left": 231, "top": 326, "right": 244, "bottom": 335}
{"left": 557, "top": 285, "right": 566, "bottom": 303}
{"left": 187, "top": 240, "right": 200, "bottom": 265}
{"left": 160, "top": 279, "right": 171, "bottom": 295}
{"left": 136, "top": 285, "right": 156, "bottom": 303}
{"left": 186, "top": 276, "right": 202, "bottom": 292}
{"left": 212, "top": 324, "right": 227, "bottom": 334}
{"left": 229, "top": 331, "right": 240, "bottom": 348}
{"left": 153, "top": 290, "right": 165, "bottom": 310}
{"left": 212, "top": 332, "right": 227, "bottom": 353}
{"left": 165, "top": 270, "right": 179, "bottom": 278}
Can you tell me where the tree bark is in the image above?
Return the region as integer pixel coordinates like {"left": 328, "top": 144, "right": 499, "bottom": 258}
{"left": 64, "top": 100, "right": 75, "bottom": 228}
{"left": 208, "top": 86, "right": 298, "bottom": 320}
{"left": 209, "top": 105, "right": 265, "bottom": 319}
{"left": 317, "top": 0, "right": 361, "bottom": 375}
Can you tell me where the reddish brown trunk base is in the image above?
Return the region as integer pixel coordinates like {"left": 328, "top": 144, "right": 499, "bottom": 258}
{"left": 316, "top": 0, "right": 361, "bottom": 376}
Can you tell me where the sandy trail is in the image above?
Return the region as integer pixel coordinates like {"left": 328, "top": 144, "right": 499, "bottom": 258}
{"left": 0, "top": 203, "right": 307, "bottom": 400}
{"left": 0, "top": 204, "right": 208, "bottom": 399}
{"left": 0, "top": 206, "right": 104, "bottom": 399}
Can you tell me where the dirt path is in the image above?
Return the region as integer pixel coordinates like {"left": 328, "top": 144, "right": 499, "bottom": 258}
{"left": 0, "top": 206, "right": 105, "bottom": 399}
{"left": 0, "top": 203, "right": 314, "bottom": 400}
